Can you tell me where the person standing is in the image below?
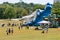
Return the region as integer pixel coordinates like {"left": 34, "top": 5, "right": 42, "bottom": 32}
{"left": 6, "top": 28, "right": 9, "bottom": 35}
{"left": 41, "top": 24, "right": 45, "bottom": 33}
{"left": 42, "top": 23, "right": 49, "bottom": 33}
{"left": 18, "top": 26, "right": 20, "bottom": 30}
{"left": 45, "top": 24, "right": 49, "bottom": 33}
{"left": 11, "top": 28, "right": 13, "bottom": 34}
{"left": 8, "top": 28, "right": 11, "bottom": 34}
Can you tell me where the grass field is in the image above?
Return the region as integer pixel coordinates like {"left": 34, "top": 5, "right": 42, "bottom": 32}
{"left": 0, "top": 20, "right": 60, "bottom": 40}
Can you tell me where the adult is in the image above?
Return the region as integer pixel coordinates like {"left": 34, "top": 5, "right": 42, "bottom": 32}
{"left": 42, "top": 24, "right": 49, "bottom": 33}
{"left": 8, "top": 28, "right": 11, "bottom": 34}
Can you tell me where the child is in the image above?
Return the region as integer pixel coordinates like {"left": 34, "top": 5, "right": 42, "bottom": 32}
{"left": 6, "top": 28, "right": 9, "bottom": 35}
{"left": 11, "top": 28, "right": 13, "bottom": 34}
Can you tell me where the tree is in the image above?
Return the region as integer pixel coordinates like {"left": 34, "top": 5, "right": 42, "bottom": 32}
{"left": 4, "top": 5, "right": 16, "bottom": 19}
{"left": 33, "top": 4, "right": 44, "bottom": 11}
{"left": 0, "top": 8, "right": 4, "bottom": 18}
{"left": 52, "top": 2, "right": 60, "bottom": 15}
{"left": 21, "top": 8, "right": 28, "bottom": 16}
{"left": 0, "top": 4, "right": 7, "bottom": 19}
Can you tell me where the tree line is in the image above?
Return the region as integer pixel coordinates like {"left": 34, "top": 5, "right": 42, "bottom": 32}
{"left": 0, "top": 2, "right": 60, "bottom": 19}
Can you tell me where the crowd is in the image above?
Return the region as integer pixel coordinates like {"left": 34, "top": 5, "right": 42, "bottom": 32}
{"left": 0, "top": 22, "right": 50, "bottom": 35}
{"left": 6, "top": 28, "right": 13, "bottom": 35}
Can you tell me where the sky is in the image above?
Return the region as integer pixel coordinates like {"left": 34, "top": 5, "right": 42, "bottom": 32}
{"left": 0, "top": 0, "right": 54, "bottom": 5}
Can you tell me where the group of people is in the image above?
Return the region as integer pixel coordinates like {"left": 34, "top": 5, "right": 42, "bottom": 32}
{"left": 7, "top": 22, "right": 18, "bottom": 27}
{"left": 0, "top": 22, "right": 19, "bottom": 27}
{"left": 5, "top": 22, "right": 23, "bottom": 35}
{"left": 5, "top": 22, "right": 49, "bottom": 35}
{"left": 6, "top": 28, "right": 13, "bottom": 35}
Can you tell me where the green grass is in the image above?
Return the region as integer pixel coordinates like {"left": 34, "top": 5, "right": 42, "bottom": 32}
{"left": 0, "top": 20, "right": 60, "bottom": 40}
{"left": 0, "top": 27, "right": 60, "bottom": 40}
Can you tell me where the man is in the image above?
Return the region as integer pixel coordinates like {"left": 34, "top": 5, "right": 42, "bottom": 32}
{"left": 45, "top": 24, "right": 49, "bottom": 33}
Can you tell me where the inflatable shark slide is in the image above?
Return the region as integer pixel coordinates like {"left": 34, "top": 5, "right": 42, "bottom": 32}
{"left": 20, "top": 3, "right": 52, "bottom": 26}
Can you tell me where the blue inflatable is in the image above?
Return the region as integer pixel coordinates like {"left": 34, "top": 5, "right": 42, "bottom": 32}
{"left": 22, "top": 3, "right": 52, "bottom": 26}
